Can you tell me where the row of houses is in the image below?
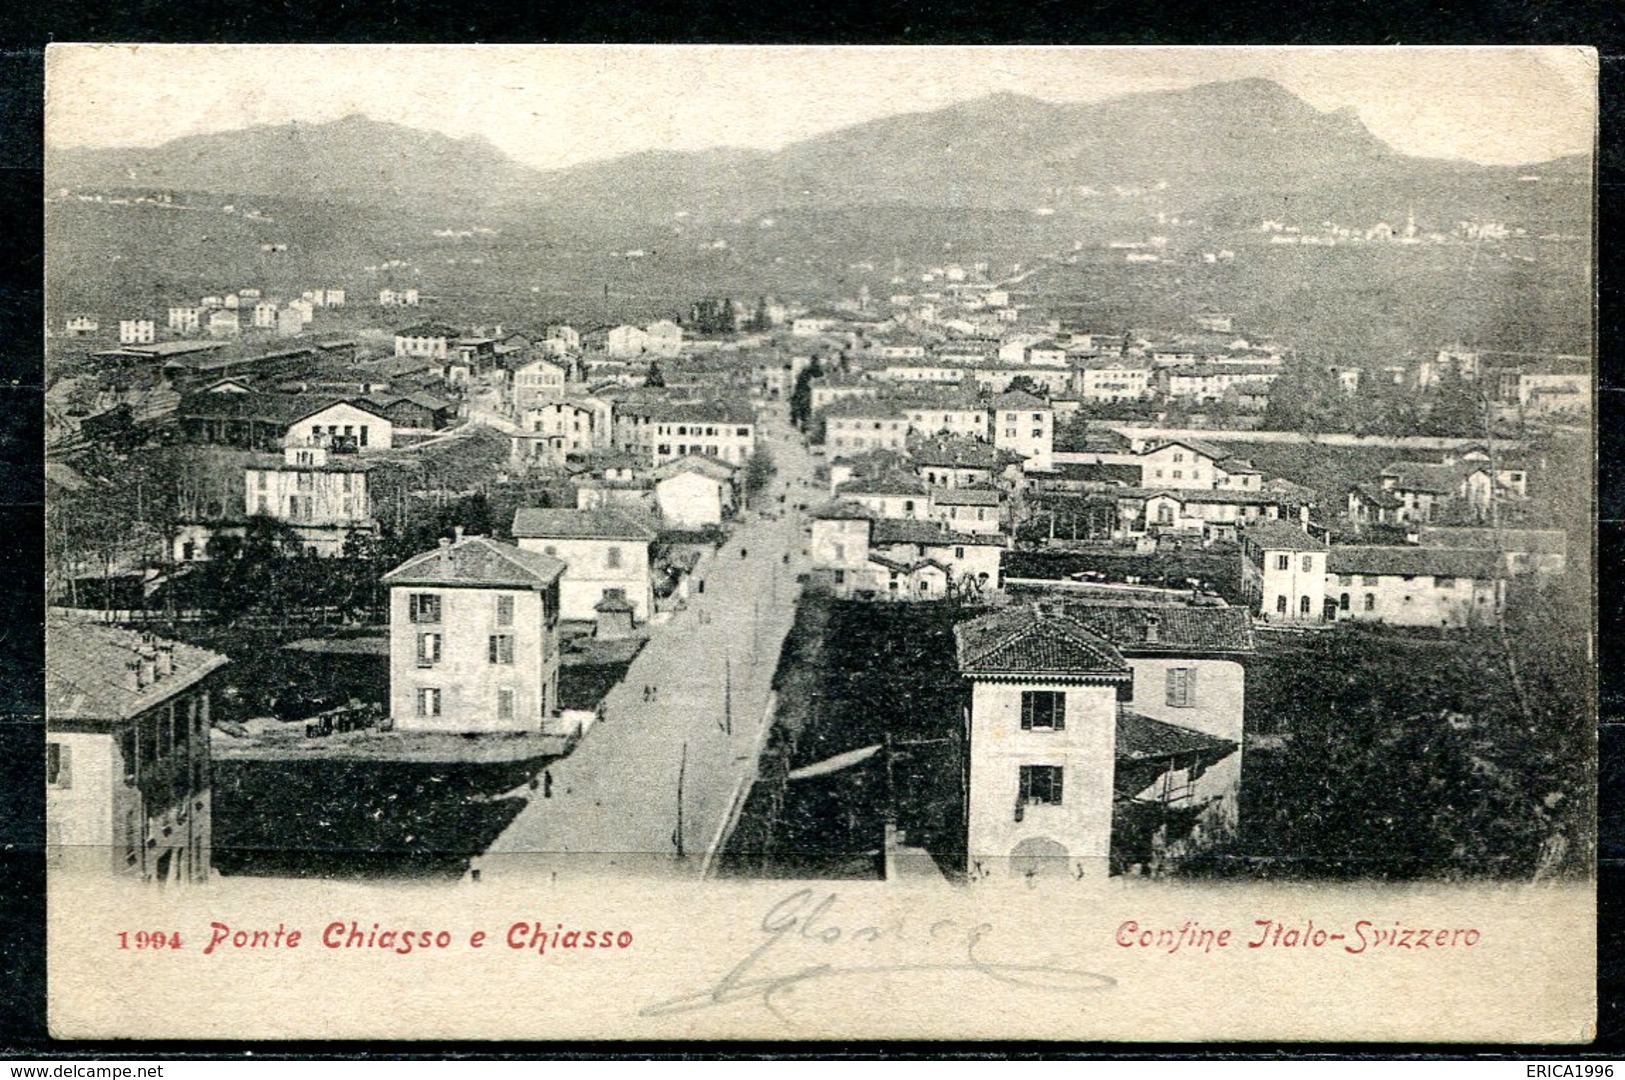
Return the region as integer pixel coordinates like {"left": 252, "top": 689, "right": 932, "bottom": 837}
{"left": 1239, "top": 517, "right": 1563, "bottom": 628}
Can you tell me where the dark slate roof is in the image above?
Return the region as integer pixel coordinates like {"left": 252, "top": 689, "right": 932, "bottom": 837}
{"left": 809, "top": 500, "right": 876, "bottom": 521}
{"left": 1380, "top": 461, "right": 1478, "bottom": 494}
{"left": 1117, "top": 710, "right": 1237, "bottom": 761}
{"left": 1240, "top": 519, "right": 1327, "bottom": 551}
{"left": 177, "top": 390, "right": 316, "bottom": 425}
{"left": 907, "top": 433, "right": 1018, "bottom": 469}
{"left": 511, "top": 507, "right": 657, "bottom": 541}
{"left": 286, "top": 396, "right": 395, "bottom": 427}
{"left": 395, "top": 322, "right": 462, "bottom": 338}
{"left": 1326, "top": 546, "right": 1506, "bottom": 579}
{"left": 1417, "top": 526, "right": 1566, "bottom": 555}
{"left": 954, "top": 603, "right": 1130, "bottom": 678}
{"left": 840, "top": 472, "right": 929, "bottom": 496}
{"left": 1029, "top": 462, "right": 1140, "bottom": 486}
{"left": 382, "top": 536, "right": 566, "bottom": 588}
{"left": 1148, "top": 437, "right": 1230, "bottom": 461}
{"left": 820, "top": 397, "right": 909, "bottom": 419}
{"left": 1063, "top": 604, "right": 1255, "bottom": 655}
{"left": 988, "top": 390, "right": 1050, "bottom": 410}
{"left": 47, "top": 617, "right": 228, "bottom": 725}
{"left": 871, "top": 518, "right": 950, "bottom": 546}
{"left": 1350, "top": 482, "right": 1403, "bottom": 509}
{"left": 932, "top": 487, "right": 1001, "bottom": 506}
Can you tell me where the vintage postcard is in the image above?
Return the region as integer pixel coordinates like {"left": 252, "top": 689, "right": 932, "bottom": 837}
{"left": 42, "top": 44, "right": 1597, "bottom": 1041}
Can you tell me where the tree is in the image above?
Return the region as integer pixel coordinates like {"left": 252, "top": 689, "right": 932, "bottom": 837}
{"left": 743, "top": 442, "right": 776, "bottom": 507}
{"left": 645, "top": 359, "right": 666, "bottom": 388}
{"left": 750, "top": 296, "right": 772, "bottom": 332}
{"left": 789, "top": 356, "right": 825, "bottom": 428}
{"left": 1006, "top": 375, "right": 1044, "bottom": 398}
{"left": 1423, "top": 366, "right": 1484, "bottom": 439}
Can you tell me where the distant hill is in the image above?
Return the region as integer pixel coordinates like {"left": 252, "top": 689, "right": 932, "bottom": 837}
{"left": 47, "top": 114, "right": 546, "bottom": 209}
{"left": 49, "top": 78, "right": 1588, "bottom": 228}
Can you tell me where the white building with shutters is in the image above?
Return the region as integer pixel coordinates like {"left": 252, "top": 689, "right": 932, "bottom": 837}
{"left": 382, "top": 535, "right": 566, "bottom": 734}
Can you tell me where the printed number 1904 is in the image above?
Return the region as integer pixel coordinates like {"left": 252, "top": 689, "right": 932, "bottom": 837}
{"left": 117, "top": 931, "right": 183, "bottom": 950}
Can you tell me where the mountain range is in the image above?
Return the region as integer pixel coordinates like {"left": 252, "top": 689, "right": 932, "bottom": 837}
{"left": 46, "top": 78, "right": 1590, "bottom": 227}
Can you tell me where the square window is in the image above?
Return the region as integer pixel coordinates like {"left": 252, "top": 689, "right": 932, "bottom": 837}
{"left": 497, "top": 689, "right": 515, "bottom": 722}
{"left": 496, "top": 595, "right": 515, "bottom": 626}
{"left": 416, "top": 688, "right": 441, "bottom": 717}
{"left": 409, "top": 593, "right": 442, "bottom": 623}
{"left": 416, "top": 632, "right": 441, "bottom": 667}
{"left": 1020, "top": 690, "right": 1066, "bottom": 731}
{"left": 489, "top": 634, "right": 515, "bottom": 665}
{"left": 1019, "top": 764, "right": 1064, "bottom": 806}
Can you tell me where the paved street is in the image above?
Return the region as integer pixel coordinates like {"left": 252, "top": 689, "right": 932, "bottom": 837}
{"left": 471, "top": 412, "right": 819, "bottom": 881}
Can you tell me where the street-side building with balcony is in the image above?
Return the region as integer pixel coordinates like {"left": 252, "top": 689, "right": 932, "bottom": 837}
{"left": 245, "top": 442, "right": 378, "bottom": 556}
{"left": 45, "top": 617, "right": 225, "bottom": 883}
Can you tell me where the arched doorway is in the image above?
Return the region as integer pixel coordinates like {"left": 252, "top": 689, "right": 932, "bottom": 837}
{"left": 1009, "top": 836, "right": 1069, "bottom": 878}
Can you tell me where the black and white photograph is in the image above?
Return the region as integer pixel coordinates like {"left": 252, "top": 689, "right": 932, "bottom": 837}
{"left": 40, "top": 44, "right": 1597, "bottom": 1041}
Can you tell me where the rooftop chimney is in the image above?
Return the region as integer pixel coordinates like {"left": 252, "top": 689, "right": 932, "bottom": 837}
{"left": 454, "top": 525, "right": 465, "bottom": 543}
{"left": 438, "top": 536, "right": 453, "bottom": 567}
{"left": 1144, "top": 614, "right": 1160, "bottom": 645}
{"left": 125, "top": 660, "right": 144, "bottom": 692}
{"left": 156, "top": 643, "right": 175, "bottom": 678}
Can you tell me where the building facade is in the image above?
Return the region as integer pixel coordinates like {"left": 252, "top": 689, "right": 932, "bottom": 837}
{"left": 382, "top": 536, "right": 565, "bottom": 734}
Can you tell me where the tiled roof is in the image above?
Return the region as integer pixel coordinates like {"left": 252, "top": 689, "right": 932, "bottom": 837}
{"left": 1417, "top": 526, "right": 1566, "bottom": 555}
{"left": 1148, "top": 437, "right": 1230, "bottom": 461}
{"left": 383, "top": 536, "right": 566, "bottom": 587}
{"left": 1327, "top": 546, "right": 1506, "bottom": 579}
{"left": 47, "top": 617, "right": 228, "bottom": 725}
{"left": 955, "top": 603, "right": 1130, "bottom": 678}
{"left": 1380, "top": 461, "right": 1477, "bottom": 494}
{"left": 907, "top": 433, "right": 1018, "bottom": 469}
{"left": 932, "top": 487, "right": 1001, "bottom": 506}
{"left": 988, "top": 390, "right": 1050, "bottom": 410}
{"left": 395, "top": 322, "right": 462, "bottom": 338}
{"left": 1063, "top": 604, "right": 1255, "bottom": 655}
{"left": 872, "top": 518, "right": 951, "bottom": 546}
{"left": 840, "top": 472, "right": 928, "bottom": 496}
{"left": 820, "top": 397, "right": 909, "bottom": 419}
{"left": 1350, "top": 482, "right": 1403, "bottom": 509}
{"left": 511, "top": 508, "right": 657, "bottom": 541}
{"left": 1240, "top": 519, "right": 1326, "bottom": 551}
{"left": 1117, "top": 710, "right": 1237, "bottom": 761}
{"left": 809, "top": 499, "right": 875, "bottom": 521}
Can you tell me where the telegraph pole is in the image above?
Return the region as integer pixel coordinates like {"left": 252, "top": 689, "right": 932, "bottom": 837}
{"left": 724, "top": 651, "right": 733, "bottom": 736}
{"left": 675, "top": 740, "right": 687, "bottom": 858}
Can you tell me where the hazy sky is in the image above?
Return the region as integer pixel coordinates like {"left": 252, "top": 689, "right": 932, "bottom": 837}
{"left": 46, "top": 45, "right": 1596, "bottom": 169}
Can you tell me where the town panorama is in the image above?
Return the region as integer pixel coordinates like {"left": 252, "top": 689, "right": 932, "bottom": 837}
{"left": 43, "top": 64, "right": 1594, "bottom": 890}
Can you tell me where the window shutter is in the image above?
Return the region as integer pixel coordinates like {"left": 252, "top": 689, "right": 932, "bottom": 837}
{"left": 488, "top": 636, "right": 498, "bottom": 664}
{"left": 1018, "top": 766, "right": 1031, "bottom": 802}
{"left": 1052, "top": 695, "right": 1066, "bottom": 731}
{"left": 409, "top": 594, "right": 420, "bottom": 621}
{"left": 1020, "top": 692, "right": 1033, "bottom": 730}
{"left": 1051, "top": 766, "right": 1063, "bottom": 805}
{"left": 1184, "top": 669, "right": 1197, "bottom": 707}
{"left": 1166, "top": 668, "right": 1180, "bottom": 707}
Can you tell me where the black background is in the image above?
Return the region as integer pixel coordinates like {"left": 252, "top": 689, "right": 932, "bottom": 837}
{"left": 0, "top": 4, "right": 1620, "bottom": 1059}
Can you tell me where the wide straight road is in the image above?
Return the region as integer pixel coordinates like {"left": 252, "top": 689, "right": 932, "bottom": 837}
{"left": 471, "top": 412, "right": 819, "bottom": 881}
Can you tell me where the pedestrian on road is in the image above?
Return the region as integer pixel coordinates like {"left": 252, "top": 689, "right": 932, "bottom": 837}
{"left": 543, "top": 770, "right": 553, "bottom": 799}
{"left": 643, "top": 684, "right": 652, "bottom": 702}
